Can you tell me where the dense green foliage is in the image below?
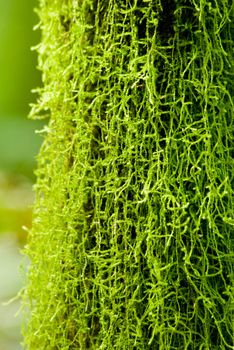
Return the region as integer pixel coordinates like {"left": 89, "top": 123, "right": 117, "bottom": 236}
{"left": 23, "top": 0, "right": 234, "bottom": 349}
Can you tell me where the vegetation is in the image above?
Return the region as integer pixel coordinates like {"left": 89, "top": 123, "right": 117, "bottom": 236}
{"left": 23, "top": 1, "right": 234, "bottom": 349}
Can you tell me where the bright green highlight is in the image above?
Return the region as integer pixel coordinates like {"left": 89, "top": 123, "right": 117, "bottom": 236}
{"left": 23, "top": 0, "right": 234, "bottom": 349}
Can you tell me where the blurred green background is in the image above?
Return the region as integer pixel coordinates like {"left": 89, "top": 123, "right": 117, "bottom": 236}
{"left": 0, "top": 0, "right": 43, "bottom": 348}
{"left": 0, "top": 0, "right": 42, "bottom": 176}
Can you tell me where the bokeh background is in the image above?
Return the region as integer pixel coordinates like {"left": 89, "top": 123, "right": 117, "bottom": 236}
{"left": 0, "top": 0, "right": 43, "bottom": 348}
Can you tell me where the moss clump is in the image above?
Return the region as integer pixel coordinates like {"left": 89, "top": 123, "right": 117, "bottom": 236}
{"left": 23, "top": 0, "right": 234, "bottom": 349}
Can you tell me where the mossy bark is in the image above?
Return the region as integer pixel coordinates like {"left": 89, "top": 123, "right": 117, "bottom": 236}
{"left": 23, "top": 1, "right": 234, "bottom": 349}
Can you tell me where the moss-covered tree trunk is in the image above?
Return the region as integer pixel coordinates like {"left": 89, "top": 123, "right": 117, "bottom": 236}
{"left": 24, "top": 1, "right": 234, "bottom": 349}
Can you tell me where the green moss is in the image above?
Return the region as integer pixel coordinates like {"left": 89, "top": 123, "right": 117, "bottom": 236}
{"left": 23, "top": 0, "right": 234, "bottom": 349}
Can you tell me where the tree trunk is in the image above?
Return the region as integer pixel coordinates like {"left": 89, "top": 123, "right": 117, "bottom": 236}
{"left": 23, "top": 1, "right": 234, "bottom": 349}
